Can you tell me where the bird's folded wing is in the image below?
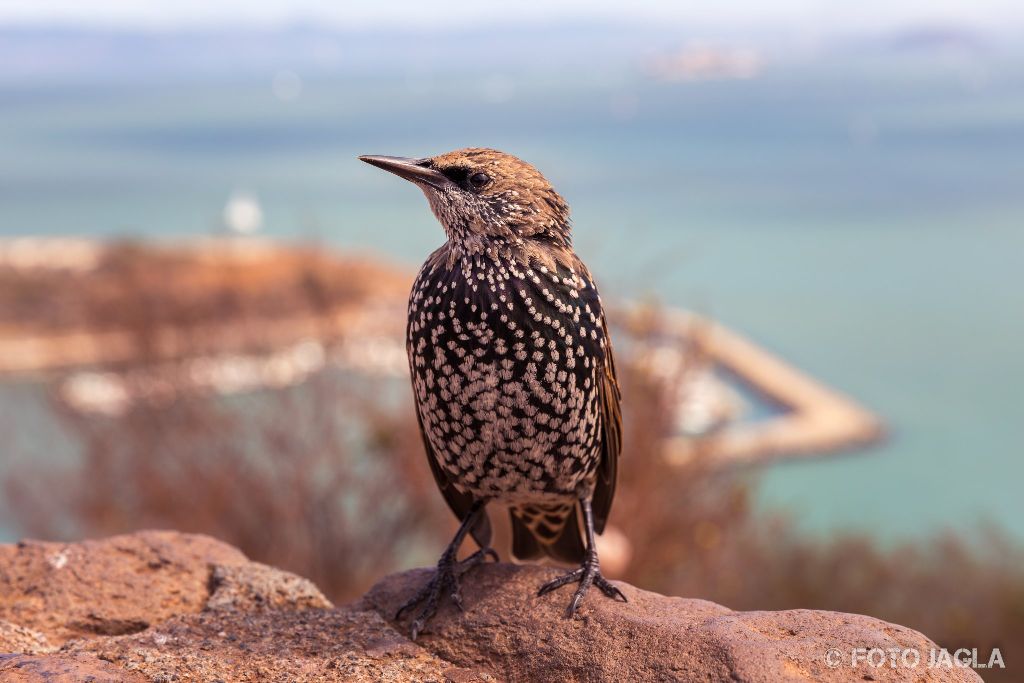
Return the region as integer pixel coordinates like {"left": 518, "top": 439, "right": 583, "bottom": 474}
{"left": 591, "top": 313, "right": 622, "bottom": 535}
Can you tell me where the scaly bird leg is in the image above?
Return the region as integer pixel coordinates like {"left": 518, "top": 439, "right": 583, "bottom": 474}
{"left": 396, "top": 500, "right": 497, "bottom": 639}
{"left": 537, "top": 496, "right": 627, "bottom": 617}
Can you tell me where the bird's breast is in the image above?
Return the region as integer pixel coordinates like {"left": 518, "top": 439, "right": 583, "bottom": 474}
{"left": 406, "top": 249, "right": 608, "bottom": 497}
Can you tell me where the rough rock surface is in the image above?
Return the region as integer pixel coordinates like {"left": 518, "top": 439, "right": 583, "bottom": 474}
{"left": 0, "top": 621, "right": 52, "bottom": 656}
{"left": 0, "top": 531, "right": 980, "bottom": 682}
{"left": 362, "top": 564, "right": 982, "bottom": 683}
{"left": 0, "top": 529, "right": 247, "bottom": 646}
{"left": 0, "top": 653, "right": 150, "bottom": 682}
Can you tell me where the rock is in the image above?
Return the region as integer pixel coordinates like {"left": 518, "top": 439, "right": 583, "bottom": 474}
{"left": 0, "top": 530, "right": 247, "bottom": 645}
{"left": 360, "top": 564, "right": 981, "bottom": 682}
{"left": 0, "top": 622, "right": 53, "bottom": 655}
{"left": 0, "top": 653, "right": 149, "bottom": 682}
{"left": 205, "top": 562, "right": 332, "bottom": 612}
{"left": 0, "top": 531, "right": 481, "bottom": 682}
{"left": 65, "top": 607, "right": 463, "bottom": 682}
{"left": 0, "top": 531, "right": 980, "bottom": 682}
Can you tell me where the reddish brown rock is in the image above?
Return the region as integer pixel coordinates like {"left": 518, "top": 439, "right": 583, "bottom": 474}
{"left": 0, "top": 530, "right": 247, "bottom": 646}
{"left": 0, "top": 653, "right": 149, "bottom": 682}
{"left": 205, "top": 562, "right": 333, "bottom": 613}
{"left": 360, "top": 563, "right": 982, "bottom": 683}
{"left": 0, "top": 531, "right": 981, "bottom": 682}
{"left": 0, "top": 531, "right": 478, "bottom": 682}
{"left": 0, "top": 621, "right": 53, "bottom": 656}
{"left": 65, "top": 607, "right": 469, "bottom": 683}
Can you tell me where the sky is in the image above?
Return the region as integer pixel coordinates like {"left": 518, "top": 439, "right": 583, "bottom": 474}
{"left": 0, "top": 0, "right": 1022, "bottom": 33}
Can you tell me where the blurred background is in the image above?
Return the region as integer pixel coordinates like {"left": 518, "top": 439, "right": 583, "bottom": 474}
{"left": 0, "top": 0, "right": 1021, "bottom": 676}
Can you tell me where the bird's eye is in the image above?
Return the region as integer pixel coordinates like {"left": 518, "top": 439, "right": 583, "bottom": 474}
{"left": 469, "top": 172, "right": 491, "bottom": 189}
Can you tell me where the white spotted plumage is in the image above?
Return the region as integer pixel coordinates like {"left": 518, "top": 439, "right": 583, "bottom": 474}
{"left": 409, "top": 248, "right": 606, "bottom": 510}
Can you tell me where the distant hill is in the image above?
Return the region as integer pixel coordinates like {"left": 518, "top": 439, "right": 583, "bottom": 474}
{"left": 0, "top": 22, "right": 1016, "bottom": 85}
{"left": 0, "top": 23, "right": 680, "bottom": 83}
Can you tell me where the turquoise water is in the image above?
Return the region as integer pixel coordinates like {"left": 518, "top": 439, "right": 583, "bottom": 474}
{"left": 1, "top": 51, "right": 1022, "bottom": 543}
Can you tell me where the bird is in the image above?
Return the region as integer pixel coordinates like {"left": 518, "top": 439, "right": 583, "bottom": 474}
{"left": 359, "top": 148, "right": 625, "bottom": 639}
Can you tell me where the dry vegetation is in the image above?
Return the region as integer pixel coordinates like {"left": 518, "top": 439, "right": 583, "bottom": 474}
{"left": 7, "top": 374, "right": 446, "bottom": 597}
{"left": 2, "top": 242, "right": 1020, "bottom": 680}
{"left": 0, "top": 240, "right": 408, "bottom": 336}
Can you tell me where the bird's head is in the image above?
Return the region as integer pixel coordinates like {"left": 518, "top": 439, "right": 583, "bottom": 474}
{"left": 359, "top": 148, "right": 571, "bottom": 249}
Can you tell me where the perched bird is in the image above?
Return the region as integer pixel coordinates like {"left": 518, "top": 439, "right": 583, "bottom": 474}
{"left": 359, "top": 148, "right": 625, "bottom": 638}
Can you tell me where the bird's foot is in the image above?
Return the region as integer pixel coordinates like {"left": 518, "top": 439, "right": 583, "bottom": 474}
{"left": 537, "top": 550, "right": 627, "bottom": 618}
{"left": 396, "top": 547, "right": 498, "bottom": 639}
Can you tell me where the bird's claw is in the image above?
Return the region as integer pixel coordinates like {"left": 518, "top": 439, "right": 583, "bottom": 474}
{"left": 458, "top": 547, "right": 499, "bottom": 573}
{"left": 396, "top": 547, "right": 497, "bottom": 639}
{"left": 594, "top": 574, "right": 627, "bottom": 601}
{"left": 537, "top": 553, "right": 627, "bottom": 618}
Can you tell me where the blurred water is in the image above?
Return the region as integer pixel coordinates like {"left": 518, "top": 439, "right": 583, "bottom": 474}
{"left": 1, "top": 53, "right": 1022, "bottom": 543}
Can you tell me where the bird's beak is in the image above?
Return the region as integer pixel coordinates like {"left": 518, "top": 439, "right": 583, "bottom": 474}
{"left": 358, "top": 155, "right": 450, "bottom": 190}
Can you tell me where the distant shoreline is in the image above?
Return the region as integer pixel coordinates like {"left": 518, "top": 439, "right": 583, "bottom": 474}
{"left": 0, "top": 236, "right": 883, "bottom": 466}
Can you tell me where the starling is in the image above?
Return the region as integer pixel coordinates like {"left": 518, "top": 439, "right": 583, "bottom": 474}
{"left": 359, "top": 148, "right": 625, "bottom": 638}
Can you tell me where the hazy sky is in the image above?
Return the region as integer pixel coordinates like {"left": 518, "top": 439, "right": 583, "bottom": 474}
{"left": 1, "top": 0, "right": 1021, "bottom": 32}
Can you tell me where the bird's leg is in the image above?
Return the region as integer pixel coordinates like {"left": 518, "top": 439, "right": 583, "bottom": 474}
{"left": 396, "top": 501, "right": 496, "bottom": 639}
{"left": 537, "top": 496, "right": 627, "bottom": 618}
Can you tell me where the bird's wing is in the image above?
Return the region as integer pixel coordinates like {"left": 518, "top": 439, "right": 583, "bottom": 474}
{"left": 591, "top": 312, "right": 622, "bottom": 535}
{"left": 411, "top": 382, "right": 493, "bottom": 549}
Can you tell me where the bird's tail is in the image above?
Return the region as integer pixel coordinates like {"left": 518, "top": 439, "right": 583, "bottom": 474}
{"left": 509, "top": 502, "right": 586, "bottom": 565}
